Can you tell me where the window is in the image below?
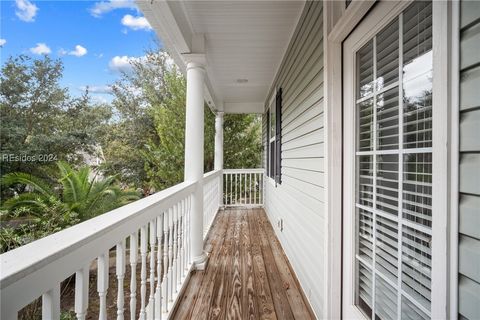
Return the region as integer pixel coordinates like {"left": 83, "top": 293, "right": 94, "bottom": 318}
{"left": 267, "top": 88, "right": 282, "bottom": 184}
{"left": 354, "top": 2, "right": 433, "bottom": 319}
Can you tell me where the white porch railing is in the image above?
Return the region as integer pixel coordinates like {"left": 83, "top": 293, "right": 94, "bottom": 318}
{"left": 223, "top": 169, "right": 264, "bottom": 207}
{"left": 0, "top": 172, "right": 225, "bottom": 320}
{"left": 203, "top": 170, "right": 221, "bottom": 238}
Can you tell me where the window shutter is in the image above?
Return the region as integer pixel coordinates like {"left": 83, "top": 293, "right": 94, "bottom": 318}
{"left": 265, "top": 111, "right": 270, "bottom": 177}
{"left": 275, "top": 88, "right": 282, "bottom": 184}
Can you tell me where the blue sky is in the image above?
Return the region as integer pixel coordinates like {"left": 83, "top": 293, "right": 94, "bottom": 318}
{"left": 0, "top": 0, "right": 162, "bottom": 103}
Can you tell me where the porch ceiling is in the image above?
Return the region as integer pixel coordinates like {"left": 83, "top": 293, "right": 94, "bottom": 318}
{"left": 137, "top": 0, "right": 304, "bottom": 114}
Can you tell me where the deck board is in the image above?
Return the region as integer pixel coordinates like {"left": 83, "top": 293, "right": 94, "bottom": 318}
{"left": 171, "top": 208, "right": 315, "bottom": 320}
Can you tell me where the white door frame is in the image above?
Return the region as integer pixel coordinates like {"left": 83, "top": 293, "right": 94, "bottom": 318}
{"left": 323, "top": 1, "right": 375, "bottom": 318}
{"left": 341, "top": 1, "right": 450, "bottom": 319}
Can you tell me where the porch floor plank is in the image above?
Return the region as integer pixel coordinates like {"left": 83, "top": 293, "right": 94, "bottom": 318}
{"left": 171, "top": 208, "right": 315, "bottom": 320}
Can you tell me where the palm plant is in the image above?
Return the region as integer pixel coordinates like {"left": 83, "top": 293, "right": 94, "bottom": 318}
{"left": 1, "top": 161, "right": 140, "bottom": 221}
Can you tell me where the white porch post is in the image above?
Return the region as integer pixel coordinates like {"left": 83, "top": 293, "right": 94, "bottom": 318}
{"left": 183, "top": 55, "right": 208, "bottom": 270}
{"left": 214, "top": 112, "right": 224, "bottom": 170}
{"left": 214, "top": 112, "right": 224, "bottom": 206}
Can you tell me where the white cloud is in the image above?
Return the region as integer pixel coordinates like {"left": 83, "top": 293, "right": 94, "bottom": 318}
{"left": 69, "top": 45, "right": 88, "bottom": 57}
{"left": 0, "top": 39, "right": 6, "bottom": 47}
{"left": 90, "top": 0, "right": 137, "bottom": 17}
{"left": 30, "top": 43, "right": 51, "bottom": 55}
{"left": 121, "top": 14, "right": 151, "bottom": 31}
{"left": 108, "top": 55, "right": 146, "bottom": 73}
{"left": 109, "top": 52, "right": 175, "bottom": 74}
{"left": 15, "top": 0, "right": 38, "bottom": 22}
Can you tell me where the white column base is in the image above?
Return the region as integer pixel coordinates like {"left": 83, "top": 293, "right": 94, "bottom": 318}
{"left": 192, "top": 252, "right": 208, "bottom": 270}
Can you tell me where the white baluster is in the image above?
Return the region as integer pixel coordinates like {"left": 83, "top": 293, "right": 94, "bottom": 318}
{"left": 203, "top": 188, "right": 206, "bottom": 234}
{"left": 240, "top": 174, "right": 243, "bottom": 204}
{"left": 189, "top": 194, "right": 192, "bottom": 264}
{"left": 179, "top": 200, "right": 185, "bottom": 280}
{"left": 177, "top": 203, "right": 183, "bottom": 288}
{"left": 97, "top": 252, "right": 109, "bottom": 320}
{"left": 239, "top": 173, "right": 242, "bottom": 204}
{"left": 42, "top": 285, "right": 60, "bottom": 320}
{"left": 184, "top": 199, "right": 188, "bottom": 269}
{"left": 244, "top": 173, "right": 247, "bottom": 204}
{"left": 225, "top": 174, "right": 228, "bottom": 205}
{"left": 163, "top": 208, "right": 170, "bottom": 312}
{"left": 168, "top": 206, "right": 174, "bottom": 301}
{"left": 75, "top": 265, "right": 89, "bottom": 320}
{"left": 260, "top": 174, "right": 263, "bottom": 204}
{"left": 116, "top": 240, "right": 126, "bottom": 320}
{"left": 149, "top": 219, "right": 156, "bottom": 316}
{"left": 254, "top": 173, "right": 256, "bottom": 204}
{"left": 139, "top": 225, "right": 148, "bottom": 320}
{"left": 235, "top": 173, "right": 238, "bottom": 204}
{"left": 171, "top": 204, "right": 178, "bottom": 295}
{"left": 183, "top": 199, "right": 188, "bottom": 275}
{"left": 129, "top": 232, "right": 138, "bottom": 320}
{"left": 155, "top": 213, "right": 164, "bottom": 319}
{"left": 249, "top": 173, "right": 252, "bottom": 204}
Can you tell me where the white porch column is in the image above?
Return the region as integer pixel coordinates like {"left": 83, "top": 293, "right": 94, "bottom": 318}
{"left": 183, "top": 55, "right": 208, "bottom": 270}
{"left": 214, "top": 112, "right": 224, "bottom": 206}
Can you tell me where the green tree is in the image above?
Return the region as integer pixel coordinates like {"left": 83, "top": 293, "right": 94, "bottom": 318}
{"left": 104, "top": 49, "right": 260, "bottom": 191}
{"left": 223, "top": 113, "right": 262, "bottom": 169}
{"left": 142, "top": 65, "right": 215, "bottom": 190}
{"left": 1, "top": 161, "right": 140, "bottom": 221}
{"left": 0, "top": 55, "right": 111, "bottom": 179}
{"left": 98, "top": 52, "right": 165, "bottom": 191}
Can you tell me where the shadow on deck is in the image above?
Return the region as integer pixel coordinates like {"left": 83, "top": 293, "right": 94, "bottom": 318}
{"left": 172, "top": 208, "right": 316, "bottom": 319}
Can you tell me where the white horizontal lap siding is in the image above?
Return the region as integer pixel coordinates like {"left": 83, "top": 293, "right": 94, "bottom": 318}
{"left": 263, "top": 1, "right": 325, "bottom": 317}
{"left": 458, "top": 1, "right": 480, "bottom": 319}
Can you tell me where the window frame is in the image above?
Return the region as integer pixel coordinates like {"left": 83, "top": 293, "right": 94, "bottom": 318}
{"left": 267, "top": 88, "right": 282, "bottom": 184}
{"left": 341, "top": 1, "right": 451, "bottom": 319}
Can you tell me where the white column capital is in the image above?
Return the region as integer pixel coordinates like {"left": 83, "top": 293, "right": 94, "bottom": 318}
{"left": 182, "top": 53, "right": 206, "bottom": 71}
{"left": 215, "top": 112, "right": 224, "bottom": 128}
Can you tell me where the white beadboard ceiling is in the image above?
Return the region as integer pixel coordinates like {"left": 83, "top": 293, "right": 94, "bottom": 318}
{"left": 138, "top": 0, "right": 304, "bottom": 113}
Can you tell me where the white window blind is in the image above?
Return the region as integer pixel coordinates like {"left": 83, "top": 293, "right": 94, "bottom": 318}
{"left": 354, "top": 2, "right": 433, "bottom": 319}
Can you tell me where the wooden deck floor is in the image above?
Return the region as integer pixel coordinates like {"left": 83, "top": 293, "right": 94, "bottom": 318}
{"left": 172, "top": 208, "right": 316, "bottom": 320}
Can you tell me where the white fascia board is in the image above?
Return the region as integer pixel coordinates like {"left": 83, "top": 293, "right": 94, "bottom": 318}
{"left": 137, "top": 0, "right": 191, "bottom": 54}
{"left": 136, "top": 0, "right": 220, "bottom": 111}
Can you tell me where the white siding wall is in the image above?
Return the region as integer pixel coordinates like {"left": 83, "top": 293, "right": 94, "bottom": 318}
{"left": 263, "top": 1, "right": 325, "bottom": 316}
{"left": 458, "top": 1, "right": 480, "bottom": 319}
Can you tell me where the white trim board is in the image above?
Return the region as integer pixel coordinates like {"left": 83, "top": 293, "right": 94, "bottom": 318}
{"left": 323, "top": 1, "right": 376, "bottom": 318}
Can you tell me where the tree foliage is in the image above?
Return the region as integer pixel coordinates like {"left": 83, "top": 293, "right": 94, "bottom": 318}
{"left": 103, "top": 49, "right": 260, "bottom": 191}
{"left": 1, "top": 161, "right": 140, "bottom": 221}
{"left": 0, "top": 55, "right": 111, "bottom": 179}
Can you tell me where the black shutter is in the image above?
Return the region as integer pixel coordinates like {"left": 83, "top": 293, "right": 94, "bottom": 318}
{"left": 265, "top": 111, "right": 270, "bottom": 177}
{"left": 275, "top": 88, "right": 282, "bottom": 184}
